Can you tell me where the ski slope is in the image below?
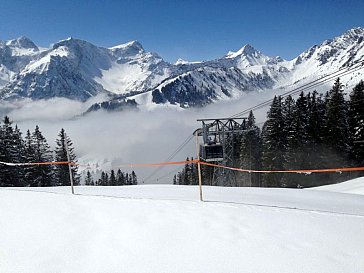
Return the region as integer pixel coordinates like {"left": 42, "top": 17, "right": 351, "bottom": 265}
{"left": 1, "top": 182, "right": 364, "bottom": 273}
{"left": 314, "top": 176, "right": 364, "bottom": 195}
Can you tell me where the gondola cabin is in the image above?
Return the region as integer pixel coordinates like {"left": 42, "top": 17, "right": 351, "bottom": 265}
{"left": 200, "top": 143, "right": 224, "bottom": 162}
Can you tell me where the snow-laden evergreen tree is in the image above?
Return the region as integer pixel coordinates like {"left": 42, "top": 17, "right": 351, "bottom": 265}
{"left": 54, "top": 129, "right": 79, "bottom": 186}
{"left": 125, "top": 173, "right": 130, "bottom": 185}
{"left": 0, "top": 117, "right": 25, "bottom": 186}
{"left": 12, "top": 125, "right": 26, "bottom": 187}
{"left": 0, "top": 117, "right": 27, "bottom": 186}
{"left": 31, "top": 125, "right": 53, "bottom": 186}
{"left": 323, "top": 78, "right": 350, "bottom": 182}
{"left": 280, "top": 96, "right": 296, "bottom": 187}
{"left": 306, "top": 91, "right": 328, "bottom": 186}
{"left": 85, "top": 170, "right": 94, "bottom": 186}
{"left": 116, "top": 169, "right": 125, "bottom": 186}
{"left": 0, "top": 116, "right": 14, "bottom": 186}
{"left": 262, "top": 96, "right": 285, "bottom": 187}
{"left": 190, "top": 158, "right": 198, "bottom": 185}
{"left": 173, "top": 157, "right": 199, "bottom": 185}
{"left": 282, "top": 92, "right": 310, "bottom": 187}
{"left": 131, "top": 171, "right": 138, "bottom": 185}
{"left": 239, "top": 111, "right": 262, "bottom": 186}
{"left": 98, "top": 171, "right": 109, "bottom": 186}
{"left": 109, "top": 170, "right": 116, "bottom": 186}
{"left": 24, "top": 129, "right": 37, "bottom": 186}
{"left": 186, "top": 157, "right": 192, "bottom": 185}
{"left": 348, "top": 80, "right": 364, "bottom": 167}
{"left": 324, "top": 78, "right": 350, "bottom": 162}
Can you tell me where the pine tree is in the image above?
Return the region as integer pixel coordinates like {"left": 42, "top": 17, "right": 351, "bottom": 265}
{"left": 323, "top": 78, "right": 350, "bottom": 183}
{"left": 239, "top": 111, "right": 262, "bottom": 187}
{"left": 190, "top": 157, "right": 198, "bottom": 185}
{"left": 125, "top": 173, "right": 129, "bottom": 185}
{"left": 109, "top": 170, "right": 116, "bottom": 186}
{"left": 12, "top": 125, "right": 26, "bottom": 187}
{"left": 0, "top": 117, "right": 15, "bottom": 186}
{"left": 184, "top": 157, "right": 192, "bottom": 185}
{"left": 105, "top": 173, "right": 109, "bottom": 185}
{"left": 98, "top": 171, "right": 109, "bottom": 186}
{"left": 116, "top": 169, "right": 125, "bottom": 186}
{"left": 24, "top": 129, "right": 37, "bottom": 186}
{"left": 178, "top": 171, "right": 182, "bottom": 185}
{"left": 282, "top": 92, "right": 310, "bottom": 187}
{"left": 54, "top": 129, "right": 79, "bottom": 186}
{"left": 324, "top": 79, "right": 350, "bottom": 162}
{"left": 306, "top": 91, "right": 327, "bottom": 186}
{"left": 84, "top": 170, "right": 94, "bottom": 186}
{"left": 262, "top": 96, "right": 285, "bottom": 187}
{"left": 131, "top": 171, "right": 138, "bottom": 185}
{"left": 348, "top": 81, "right": 364, "bottom": 167}
{"left": 0, "top": 117, "right": 25, "bottom": 187}
{"left": 31, "top": 125, "right": 54, "bottom": 187}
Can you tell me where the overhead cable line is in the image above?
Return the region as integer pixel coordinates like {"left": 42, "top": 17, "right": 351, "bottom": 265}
{"left": 230, "top": 61, "right": 364, "bottom": 118}
{"left": 142, "top": 134, "right": 194, "bottom": 183}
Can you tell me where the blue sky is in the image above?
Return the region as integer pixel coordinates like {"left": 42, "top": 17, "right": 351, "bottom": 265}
{"left": 0, "top": 0, "right": 363, "bottom": 62}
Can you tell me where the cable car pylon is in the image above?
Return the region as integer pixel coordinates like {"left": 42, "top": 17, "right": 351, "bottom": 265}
{"left": 196, "top": 117, "right": 250, "bottom": 187}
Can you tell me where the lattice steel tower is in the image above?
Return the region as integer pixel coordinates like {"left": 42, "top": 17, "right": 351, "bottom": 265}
{"left": 197, "top": 118, "right": 249, "bottom": 186}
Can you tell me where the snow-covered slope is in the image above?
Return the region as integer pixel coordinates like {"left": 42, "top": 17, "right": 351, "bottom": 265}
{"left": 1, "top": 185, "right": 363, "bottom": 273}
{"left": 0, "top": 27, "right": 363, "bottom": 104}
{"left": 96, "top": 41, "right": 172, "bottom": 94}
{"left": 313, "top": 176, "right": 364, "bottom": 195}
{"left": 289, "top": 27, "right": 364, "bottom": 86}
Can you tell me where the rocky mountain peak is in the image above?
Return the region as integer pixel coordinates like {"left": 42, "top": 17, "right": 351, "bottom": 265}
{"left": 5, "top": 36, "right": 38, "bottom": 50}
{"left": 226, "top": 44, "right": 259, "bottom": 59}
{"left": 110, "top": 40, "right": 145, "bottom": 56}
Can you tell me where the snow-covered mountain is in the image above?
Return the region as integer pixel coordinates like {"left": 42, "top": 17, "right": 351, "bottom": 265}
{"left": 0, "top": 38, "right": 172, "bottom": 101}
{"left": 145, "top": 27, "right": 363, "bottom": 107}
{"left": 0, "top": 36, "right": 41, "bottom": 88}
{"left": 0, "top": 27, "right": 363, "bottom": 106}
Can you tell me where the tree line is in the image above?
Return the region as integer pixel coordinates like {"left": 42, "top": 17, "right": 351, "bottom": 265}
{"left": 0, "top": 119, "right": 79, "bottom": 187}
{"left": 0, "top": 118, "right": 139, "bottom": 187}
{"left": 84, "top": 169, "right": 137, "bottom": 186}
{"left": 175, "top": 79, "right": 364, "bottom": 188}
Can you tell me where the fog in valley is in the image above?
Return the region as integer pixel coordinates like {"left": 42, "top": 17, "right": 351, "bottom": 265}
{"left": 0, "top": 85, "right": 328, "bottom": 184}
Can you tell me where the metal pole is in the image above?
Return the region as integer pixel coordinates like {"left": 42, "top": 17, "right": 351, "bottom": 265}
{"left": 194, "top": 130, "right": 203, "bottom": 201}
{"left": 64, "top": 134, "right": 74, "bottom": 195}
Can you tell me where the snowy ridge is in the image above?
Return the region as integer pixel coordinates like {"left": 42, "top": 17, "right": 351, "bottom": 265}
{"left": 0, "top": 27, "right": 363, "bottom": 105}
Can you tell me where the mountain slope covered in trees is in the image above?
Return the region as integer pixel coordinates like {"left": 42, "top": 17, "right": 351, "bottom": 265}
{"left": 176, "top": 79, "right": 364, "bottom": 188}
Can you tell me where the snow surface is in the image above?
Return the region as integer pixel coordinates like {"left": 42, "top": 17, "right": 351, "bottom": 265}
{"left": 1, "top": 182, "right": 364, "bottom": 273}
{"left": 313, "top": 176, "right": 364, "bottom": 195}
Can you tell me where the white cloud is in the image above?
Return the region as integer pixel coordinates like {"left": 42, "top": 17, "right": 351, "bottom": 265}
{"left": 4, "top": 90, "right": 281, "bottom": 184}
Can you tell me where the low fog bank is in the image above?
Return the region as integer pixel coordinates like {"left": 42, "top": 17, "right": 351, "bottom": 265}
{"left": 0, "top": 87, "right": 310, "bottom": 184}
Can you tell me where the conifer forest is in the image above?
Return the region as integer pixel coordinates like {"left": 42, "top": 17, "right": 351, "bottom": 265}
{"left": 175, "top": 79, "right": 364, "bottom": 188}
{"left": 0, "top": 121, "right": 138, "bottom": 187}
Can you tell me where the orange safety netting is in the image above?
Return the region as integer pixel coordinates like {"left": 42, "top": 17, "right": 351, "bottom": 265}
{"left": 198, "top": 161, "right": 364, "bottom": 174}
{"left": 2, "top": 159, "right": 364, "bottom": 174}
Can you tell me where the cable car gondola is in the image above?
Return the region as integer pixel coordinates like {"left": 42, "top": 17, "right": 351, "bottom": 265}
{"left": 200, "top": 143, "right": 224, "bottom": 162}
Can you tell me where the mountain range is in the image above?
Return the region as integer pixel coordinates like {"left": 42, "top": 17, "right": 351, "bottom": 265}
{"left": 0, "top": 27, "right": 363, "bottom": 110}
